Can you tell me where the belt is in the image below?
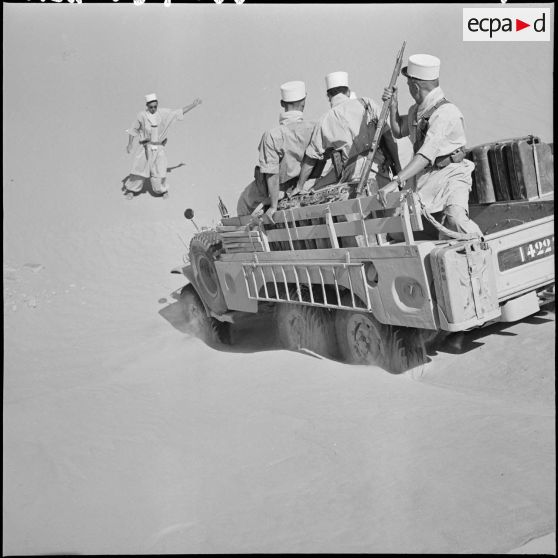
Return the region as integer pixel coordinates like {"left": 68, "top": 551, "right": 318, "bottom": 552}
{"left": 139, "top": 139, "right": 167, "bottom": 146}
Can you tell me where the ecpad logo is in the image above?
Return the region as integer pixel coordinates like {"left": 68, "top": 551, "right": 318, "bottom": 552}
{"left": 463, "top": 8, "right": 550, "bottom": 41}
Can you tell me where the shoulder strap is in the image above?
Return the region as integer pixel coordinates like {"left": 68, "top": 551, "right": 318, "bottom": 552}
{"left": 358, "top": 98, "right": 378, "bottom": 126}
{"left": 413, "top": 98, "right": 451, "bottom": 154}
{"left": 418, "top": 98, "right": 450, "bottom": 125}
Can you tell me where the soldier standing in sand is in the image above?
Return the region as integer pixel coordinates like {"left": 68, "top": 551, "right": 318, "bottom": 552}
{"left": 124, "top": 93, "right": 202, "bottom": 200}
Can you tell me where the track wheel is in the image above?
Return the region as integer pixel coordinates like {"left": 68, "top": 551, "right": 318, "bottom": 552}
{"left": 335, "top": 308, "right": 389, "bottom": 366}
{"left": 188, "top": 230, "right": 227, "bottom": 315}
{"left": 275, "top": 302, "right": 336, "bottom": 358}
{"left": 180, "top": 285, "right": 231, "bottom": 346}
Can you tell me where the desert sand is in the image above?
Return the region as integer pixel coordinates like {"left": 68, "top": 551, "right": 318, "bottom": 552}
{"left": 3, "top": 168, "right": 556, "bottom": 554}
{"left": 3, "top": 3, "right": 555, "bottom": 555}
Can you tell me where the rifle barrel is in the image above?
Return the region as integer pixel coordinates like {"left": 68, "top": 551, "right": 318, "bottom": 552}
{"left": 356, "top": 41, "right": 406, "bottom": 196}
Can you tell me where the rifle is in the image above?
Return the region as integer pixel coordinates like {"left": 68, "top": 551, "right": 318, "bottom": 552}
{"left": 355, "top": 41, "right": 406, "bottom": 196}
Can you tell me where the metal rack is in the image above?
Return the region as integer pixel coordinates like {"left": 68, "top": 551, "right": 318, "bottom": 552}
{"left": 242, "top": 254, "right": 372, "bottom": 311}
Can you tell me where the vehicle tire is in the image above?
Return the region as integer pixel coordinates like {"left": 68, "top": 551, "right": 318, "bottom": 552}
{"left": 388, "top": 326, "right": 428, "bottom": 375}
{"left": 335, "top": 308, "right": 389, "bottom": 366}
{"left": 188, "top": 230, "right": 228, "bottom": 315}
{"left": 180, "top": 284, "right": 231, "bottom": 346}
{"left": 275, "top": 302, "right": 337, "bottom": 358}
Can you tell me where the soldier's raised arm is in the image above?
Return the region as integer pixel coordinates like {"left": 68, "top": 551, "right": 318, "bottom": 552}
{"left": 182, "top": 98, "right": 202, "bottom": 115}
{"left": 382, "top": 86, "right": 409, "bottom": 139}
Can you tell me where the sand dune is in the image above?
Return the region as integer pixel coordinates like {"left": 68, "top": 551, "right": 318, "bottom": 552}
{"left": 3, "top": 4, "right": 554, "bottom": 553}
{"left": 3, "top": 187, "right": 555, "bottom": 554}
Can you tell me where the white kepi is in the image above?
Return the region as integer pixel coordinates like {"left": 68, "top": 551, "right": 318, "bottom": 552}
{"left": 325, "top": 71, "right": 349, "bottom": 90}
{"left": 145, "top": 93, "right": 158, "bottom": 103}
{"left": 280, "top": 81, "right": 306, "bottom": 102}
{"left": 402, "top": 54, "right": 440, "bottom": 80}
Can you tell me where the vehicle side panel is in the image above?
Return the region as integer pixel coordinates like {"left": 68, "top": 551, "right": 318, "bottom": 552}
{"left": 485, "top": 217, "right": 554, "bottom": 301}
{"left": 216, "top": 245, "right": 439, "bottom": 329}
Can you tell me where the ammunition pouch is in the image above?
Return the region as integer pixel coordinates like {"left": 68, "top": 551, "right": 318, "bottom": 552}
{"left": 433, "top": 146, "right": 466, "bottom": 169}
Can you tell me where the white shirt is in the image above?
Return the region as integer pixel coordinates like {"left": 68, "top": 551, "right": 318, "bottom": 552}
{"left": 305, "top": 94, "right": 385, "bottom": 162}
{"left": 408, "top": 86, "right": 467, "bottom": 163}
{"left": 258, "top": 110, "right": 315, "bottom": 184}
{"left": 127, "top": 108, "right": 184, "bottom": 143}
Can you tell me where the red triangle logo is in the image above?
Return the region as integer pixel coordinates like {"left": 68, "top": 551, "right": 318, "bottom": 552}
{"left": 516, "top": 18, "right": 530, "bottom": 31}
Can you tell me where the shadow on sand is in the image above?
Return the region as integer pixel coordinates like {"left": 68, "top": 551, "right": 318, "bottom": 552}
{"left": 158, "top": 291, "right": 282, "bottom": 355}
{"left": 427, "top": 302, "right": 555, "bottom": 357}
{"left": 159, "top": 290, "right": 554, "bottom": 374}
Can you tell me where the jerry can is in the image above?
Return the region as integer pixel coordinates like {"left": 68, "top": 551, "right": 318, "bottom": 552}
{"left": 488, "top": 143, "right": 512, "bottom": 201}
{"left": 429, "top": 241, "right": 501, "bottom": 331}
{"left": 470, "top": 144, "right": 496, "bottom": 203}
{"left": 532, "top": 142, "right": 554, "bottom": 196}
{"left": 503, "top": 136, "right": 541, "bottom": 199}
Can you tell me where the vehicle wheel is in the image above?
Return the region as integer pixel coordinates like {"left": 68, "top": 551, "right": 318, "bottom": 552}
{"left": 180, "top": 285, "right": 231, "bottom": 346}
{"left": 188, "top": 230, "right": 228, "bottom": 315}
{"left": 275, "top": 302, "right": 336, "bottom": 358}
{"left": 335, "top": 308, "right": 389, "bottom": 366}
{"left": 388, "top": 326, "right": 428, "bottom": 375}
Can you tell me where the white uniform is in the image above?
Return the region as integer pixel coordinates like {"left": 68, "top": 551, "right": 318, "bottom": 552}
{"left": 406, "top": 86, "right": 481, "bottom": 237}
{"left": 305, "top": 93, "right": 391, "bottom": 189}
{"left": 126, "top": 108, "right": 184, "bottom": 194}
{"left": 237, "top": 111, "right": 314, "bottom": 216}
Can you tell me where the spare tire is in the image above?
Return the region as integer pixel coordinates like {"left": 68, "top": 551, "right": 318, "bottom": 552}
{"left": 188, "top": 230, "right": 228, "bottom": 315}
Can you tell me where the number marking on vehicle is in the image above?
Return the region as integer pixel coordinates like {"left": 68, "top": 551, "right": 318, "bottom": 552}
{"left": 498, "top": 235, "right": 554, "bottom": 272}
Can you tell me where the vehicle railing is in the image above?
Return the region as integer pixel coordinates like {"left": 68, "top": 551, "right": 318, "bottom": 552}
{"left": 218, "top": 190, "right": 423, "bottom": 253}
{"left": 241, "top": 255, "right": 372, "bottom": 311}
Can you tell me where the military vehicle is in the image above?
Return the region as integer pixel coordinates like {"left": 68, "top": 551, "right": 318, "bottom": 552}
{"left": 172, "top": 136, "right": 554, "bottom": 373}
